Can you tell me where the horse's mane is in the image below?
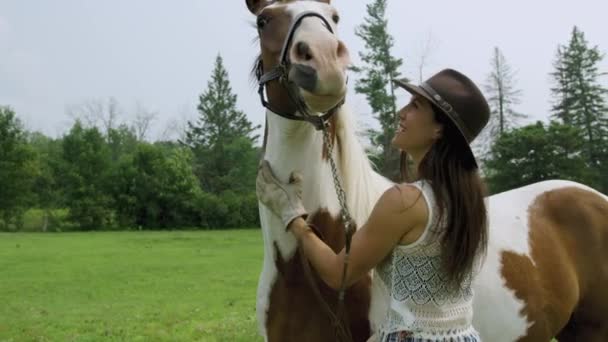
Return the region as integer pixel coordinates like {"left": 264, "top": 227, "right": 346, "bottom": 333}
{"left": 334, "top": 105, "right": 391, "bottom": 225}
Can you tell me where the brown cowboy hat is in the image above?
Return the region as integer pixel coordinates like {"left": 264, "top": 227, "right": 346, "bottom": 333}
{"left": 393, "top": 69, "right": 490, "bottom": 163}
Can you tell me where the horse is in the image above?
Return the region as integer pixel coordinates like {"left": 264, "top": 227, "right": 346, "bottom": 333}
{"left": 245, "top": 1, "right": 608, "bottom": 341}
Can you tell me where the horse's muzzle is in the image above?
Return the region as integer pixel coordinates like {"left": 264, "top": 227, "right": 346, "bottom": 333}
{"left": 289, "top": 63, "right": 318, "bottom": 93}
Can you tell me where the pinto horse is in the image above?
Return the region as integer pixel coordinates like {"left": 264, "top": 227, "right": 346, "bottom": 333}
{"left": 245, "top": 1, "right": 608, "bottom": 341}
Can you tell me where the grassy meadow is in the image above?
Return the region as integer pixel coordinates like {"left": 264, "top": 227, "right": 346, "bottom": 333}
{"left": 0, "top": 230, "right": 264, "bottom": 342}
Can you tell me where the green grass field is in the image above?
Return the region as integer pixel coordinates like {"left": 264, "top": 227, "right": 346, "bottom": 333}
{"left": 0, "top": 230, "right": 265, "bottom": 342}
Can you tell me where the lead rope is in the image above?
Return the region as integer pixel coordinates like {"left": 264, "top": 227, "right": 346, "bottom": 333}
{"left": 321, "top": 122, "right": 356, "bottom": 342}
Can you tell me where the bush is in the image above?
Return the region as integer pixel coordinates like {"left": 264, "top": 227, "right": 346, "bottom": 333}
{"left": 197, "top": 191, "right": 259, "bottom": 229}
{"left": 484, "top": 121, "right": 595, "bottom": 194}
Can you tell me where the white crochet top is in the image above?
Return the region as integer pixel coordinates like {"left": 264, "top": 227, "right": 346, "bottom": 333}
{"left": 375, "top": 181, "right": 480, "bottom": 341}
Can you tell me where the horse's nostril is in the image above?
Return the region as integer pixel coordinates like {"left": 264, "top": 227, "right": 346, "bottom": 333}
{"left": 296, "top": 41, "right": 313, "bottom": 61}
{"left": 337, "top": 41, "right": 348, "bottom": 59}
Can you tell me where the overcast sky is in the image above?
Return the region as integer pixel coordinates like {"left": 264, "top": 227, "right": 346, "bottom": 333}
{"left": 1, "top": 0, "right": 607, "bottom": 140}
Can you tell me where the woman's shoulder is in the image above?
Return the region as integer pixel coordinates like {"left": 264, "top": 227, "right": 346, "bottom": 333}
{"left": 376, "top": 183, "right": 427, "bottom": 219}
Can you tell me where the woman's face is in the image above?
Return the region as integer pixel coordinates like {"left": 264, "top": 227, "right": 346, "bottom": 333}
{"left": 391, "top": 95, "right": 443, "bottom": 153}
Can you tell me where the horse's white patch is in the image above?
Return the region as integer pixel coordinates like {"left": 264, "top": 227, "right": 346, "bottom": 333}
{"left": 472, "top": 192, "right": 534, "bottom": 341}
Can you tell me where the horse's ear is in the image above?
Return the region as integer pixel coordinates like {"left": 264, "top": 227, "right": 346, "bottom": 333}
{"left": 246, "top": 0, "right": 271, "bottom": 14}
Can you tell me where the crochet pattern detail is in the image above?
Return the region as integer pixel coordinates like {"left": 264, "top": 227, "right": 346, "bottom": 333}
{"left": 391, "top": 248, "right": 473, "bottom": 306}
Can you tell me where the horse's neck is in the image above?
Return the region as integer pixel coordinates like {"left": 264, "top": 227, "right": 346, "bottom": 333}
{"left": 263, "top": 107, "right": 392, "bottom": 227}
{"left": 260, "top": 108, "right": 393, "bottom": 334}
{"left": 264, "top": 111, "right": 332, "bottom": 210}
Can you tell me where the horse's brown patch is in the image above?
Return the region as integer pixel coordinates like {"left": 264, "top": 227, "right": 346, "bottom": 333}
{"left": 501, "top": 187, "right": 608, "bottom": 341}
{"left": 254, "top": 3, "right": 301, "bottom": 116}
{"left": 246, "top": 0, "right": 271, "bottom": 14}
{"left": 266, "top": 209, "right": 371, "bottom": 341}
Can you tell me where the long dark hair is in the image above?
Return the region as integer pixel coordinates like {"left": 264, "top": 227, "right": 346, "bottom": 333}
{"left": 401, "top": 105, "right": 488, "bottom": 289}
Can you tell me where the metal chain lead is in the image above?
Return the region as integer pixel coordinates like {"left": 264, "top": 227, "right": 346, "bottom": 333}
{"left": 322, "top": 122, "right": 355, "bottom": 342}
{"left": 321, "top": 125, "right": 355, "bottom": 294}
{"left": 322, "top": 126, "right": 353, "bottom": 229}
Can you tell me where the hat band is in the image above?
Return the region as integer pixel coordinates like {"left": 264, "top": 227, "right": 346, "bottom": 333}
{"left": 420, "top": 82, "right": 472, "bottom": 142}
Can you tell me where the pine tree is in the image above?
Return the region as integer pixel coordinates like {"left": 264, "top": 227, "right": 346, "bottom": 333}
{"left": 183, "top": 54, "right": 261, "bottom": 194}
{"left": 551, "top": 46, "right": 576, "bottom": 126}
{"left": 351, "top": 0, "right": 403, "bottom": 181}
{"left": 550, "top": 26, "right": 608, "bottom": 190}
{"left": 184, "top": 54, "right": 260, "bottom": 150}
{"left": 476, "top": 47, "right": 526, "bottom": 158}
{"left": 485, "top": 47, "right": 526, "bottom": 134}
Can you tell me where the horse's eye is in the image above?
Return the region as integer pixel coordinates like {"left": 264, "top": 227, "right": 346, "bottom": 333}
{"left": 257, "top": 16, "right": 269, "bottom": 30}
{"left": 332, "top": 14, "right": 340, "bottom": 24}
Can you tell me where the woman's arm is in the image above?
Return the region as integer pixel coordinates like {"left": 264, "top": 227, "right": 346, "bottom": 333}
{"left": 289, "top": 185, "right": 427, "bottom": 289}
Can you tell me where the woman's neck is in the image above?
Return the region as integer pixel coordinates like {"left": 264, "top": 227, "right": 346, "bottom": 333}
{"left": 409, "top": 146, "right": 431, "bottom": 172}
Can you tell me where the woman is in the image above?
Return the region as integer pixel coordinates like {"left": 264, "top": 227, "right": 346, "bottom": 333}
{"left": 256, "top": 69, "right": 490, "bottom": 341}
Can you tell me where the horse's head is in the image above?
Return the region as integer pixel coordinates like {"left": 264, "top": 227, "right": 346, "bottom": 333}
{"left": 247, "top": 0, "right": 350, "bottom": 121}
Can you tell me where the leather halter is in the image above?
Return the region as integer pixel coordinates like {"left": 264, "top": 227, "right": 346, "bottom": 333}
{"left": 255, "top": 11, "right": 345, "bottom": 130}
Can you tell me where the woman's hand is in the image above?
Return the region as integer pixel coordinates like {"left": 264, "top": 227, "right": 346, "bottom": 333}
{"left": 256, "top": 160, "right": 308, "bottom": 229}
{"left": 287, "top": 216, "right": 312, "bottom": 239}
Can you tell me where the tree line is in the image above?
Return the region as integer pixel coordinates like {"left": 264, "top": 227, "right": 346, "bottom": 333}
{"left": 0, "top": 56, "right": 260, "bottom": 231}
{"left": 1, "top": 0, "right": 606, "bottom": 231}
